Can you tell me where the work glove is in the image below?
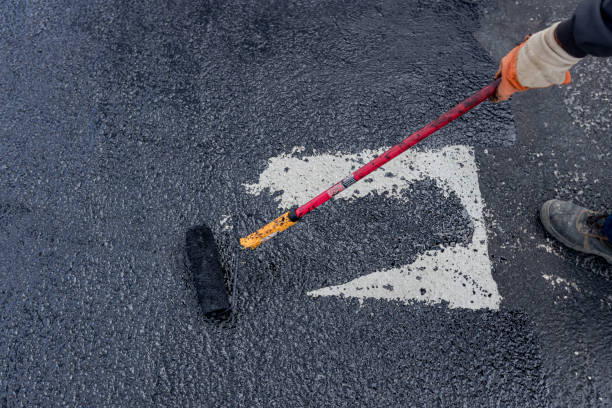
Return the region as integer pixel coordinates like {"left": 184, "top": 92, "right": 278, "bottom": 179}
{"left": 491, "top": 22, "right": 581, "bottom": 102}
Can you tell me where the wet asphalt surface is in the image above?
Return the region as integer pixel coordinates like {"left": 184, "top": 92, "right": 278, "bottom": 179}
{"left": 1, "top": 0, "right": 610, "bottom": 407}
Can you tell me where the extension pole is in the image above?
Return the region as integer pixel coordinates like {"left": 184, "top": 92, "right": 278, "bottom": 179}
{"left": 241, "top": 79, "right": 501, "bottom": 249}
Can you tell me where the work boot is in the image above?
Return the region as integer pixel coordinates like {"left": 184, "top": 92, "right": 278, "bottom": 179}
{"left": 540, "top": 200, "right": 612, "bottom": 264}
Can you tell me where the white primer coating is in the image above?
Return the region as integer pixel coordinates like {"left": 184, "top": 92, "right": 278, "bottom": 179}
{"left": 244, "top": 145, "right": 501, "bottom": 310}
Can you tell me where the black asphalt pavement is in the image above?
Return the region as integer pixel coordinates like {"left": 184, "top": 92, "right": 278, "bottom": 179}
{"left": 477, "top": 1, "right": 612, "bottom": 406}
{"left": 1, "top": 0, "right": 610, "bottom": 406}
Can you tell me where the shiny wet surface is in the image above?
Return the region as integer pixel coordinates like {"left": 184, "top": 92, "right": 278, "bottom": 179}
{"left": 1, "top": 0, "right": 610, "bottom": 406}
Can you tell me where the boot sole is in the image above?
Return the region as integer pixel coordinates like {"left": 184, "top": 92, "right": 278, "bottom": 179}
{"left": 540, "top": 200, "right": 612, "bottom": 264}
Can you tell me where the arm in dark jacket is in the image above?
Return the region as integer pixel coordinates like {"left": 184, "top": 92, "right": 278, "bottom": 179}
{"left": 556, "top": 0, "right": 612, "bottom": 57}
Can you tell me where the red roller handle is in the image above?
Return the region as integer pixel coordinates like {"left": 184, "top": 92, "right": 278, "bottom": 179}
{"left": 295, "top": 79, "right": 500, "bottom": 218}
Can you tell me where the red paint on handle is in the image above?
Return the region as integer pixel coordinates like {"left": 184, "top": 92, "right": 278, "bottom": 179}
{"left": 295, "top": 79, "right": 500, "bottom": 219}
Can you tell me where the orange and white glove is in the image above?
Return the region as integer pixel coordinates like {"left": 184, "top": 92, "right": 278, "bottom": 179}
{"left": 491, "top": 22, "right": 582, "bottom": 102}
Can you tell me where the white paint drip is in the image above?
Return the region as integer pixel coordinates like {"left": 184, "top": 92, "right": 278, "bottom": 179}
{"left": 244, "top": 145, "right": 501, "bottom": 310}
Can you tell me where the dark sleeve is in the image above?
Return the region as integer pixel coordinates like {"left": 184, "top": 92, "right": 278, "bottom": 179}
{"left": 556, "top": 0, "right": 612, "bottom": 57}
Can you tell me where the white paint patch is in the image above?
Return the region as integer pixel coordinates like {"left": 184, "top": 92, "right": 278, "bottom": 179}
{"left": 220, "top": 214, "right": 232, "bottom": 231}
{"left": 244, "top": 145, "right": 501, "bottom": 310}
{"left": 537, "top": 243, "right": 566, "bottom": 260}
{"left": 542, "top": 274, "right": 581, "bottom": 293}
{"left": 543, "top": 273, "right": 612, "bottom": 306}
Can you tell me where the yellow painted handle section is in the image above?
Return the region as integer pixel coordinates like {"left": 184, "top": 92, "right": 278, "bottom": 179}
{"left": 240, "top": 211, "right": 298, "bottom": 250}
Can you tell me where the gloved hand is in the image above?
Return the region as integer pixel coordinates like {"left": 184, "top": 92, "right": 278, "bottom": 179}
{"left": 491, "top": 22, "right": 582, "bottom": 102}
